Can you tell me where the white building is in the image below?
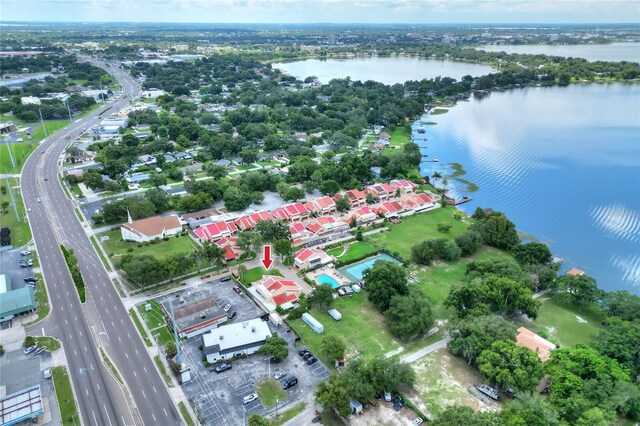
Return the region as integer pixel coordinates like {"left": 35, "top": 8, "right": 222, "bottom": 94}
{"left": 202, "top": 318, "right": 272, "bottom": 363}
{"left": 120, "top": 213, "right": 182, "bottom": 242}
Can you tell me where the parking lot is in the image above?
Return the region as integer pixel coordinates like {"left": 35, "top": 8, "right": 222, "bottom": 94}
{"left": 0, "top": 246, "right": 36, "bottom": 292}
{"left": 180, "top": 280, "right": 330, "bottom": 425}
{"left": 0, "top": 347, "right": 61, "bottom": 425}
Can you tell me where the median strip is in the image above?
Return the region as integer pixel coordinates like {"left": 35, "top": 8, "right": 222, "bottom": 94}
{"left": 52, "top": 366, "right": 80, "bottom": 426}
{"left": 60, "top": 244, "right": 86, "bottom": 302}
{"left": 100, "top": 348, "right": 123, "bottom": 384}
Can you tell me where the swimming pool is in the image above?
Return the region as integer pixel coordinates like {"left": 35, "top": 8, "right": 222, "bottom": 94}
{"left": 316, "top": 274, "right": 340, "bottom": 289}
{"left": 338, "top": 253, "right": 401, "bottom": 282}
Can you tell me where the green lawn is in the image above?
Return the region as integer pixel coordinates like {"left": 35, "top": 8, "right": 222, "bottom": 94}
{"left": 137, "top": 301, "right": 175, "bottom": 347}
{"left": 516, "top": 297, "right": 603, "bottom": 348}
{"left": 0, "top": 142, "right": 38, "bottom": 174}
{"left": 240, "top": 266, "right": 283, "bottom": 287}
{"left": 99, "top": 229, "right": 198, "bottom": 261}
{"left": 412, "top": 247, "right": 512, "bottom": 319}
{"left": 154, "top": 355, "right": 174, "bottom": 388}
{"left": 289, "top": 295, "right": 400, "bottom": 363}
{"left": 28, "top": 119, "right": 70, "bottom": 141}
{"left": 327, "top": 240, "right": 378, "bottom": 265}
{"left": 413, "top": 348, "right": 490, "bottom": 417}
{"left": 178, "top": 401, "right": 195, "bottom": 426}
{"left": 270, "top": 402, "right": 306, "bottom": 426}
{"left": 52, "top": 366, "right": 80, "bottom": 426}
{"left": 34, "top": 336, "right": 60, "bottom": 351}
{"left": 25, "top": 277, "right": 49, "bottom": 326}
{"left": 256, "top": 379, "right": 288, "bottom": 407}
{"left": 367, "top": 207, "right": 469, "bottom": 259}
{"left": 90, "top": 236, "right": 112, "bottom": 271}
{"left": 0, "top": 177, "right": 32, "bottom": 246}
{"left": 389, "top": 126, "right": 411, "bottom": 148}
{"left": 0, "top": 113, "right": 24, "bottom": 124}
{"left": 129, "top": 308, "right": 152, "bottom": 347}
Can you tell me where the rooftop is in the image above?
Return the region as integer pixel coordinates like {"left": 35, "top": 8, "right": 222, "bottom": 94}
{"left": 516, "top": 327, "right": 556, "bottom": 362}
{"left": 159, "top": 287, "right": 228, "bottom": 333}
{"left": 202, "top": 318, "right": 271, "bottom": 353}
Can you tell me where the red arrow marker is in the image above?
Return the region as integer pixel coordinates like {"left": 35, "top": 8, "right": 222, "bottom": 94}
{"left": 261, "top": 245, "right": 273, "bottom": 270}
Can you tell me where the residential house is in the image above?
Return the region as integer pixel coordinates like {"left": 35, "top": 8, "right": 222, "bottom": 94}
{"left": 120, "top": 214, "right": 182, "bottom": 243}
{"left": 194, "top": 220, "right": 237, "bottom": 242}
{"left": 365, "top": 183, "right": 395, "bottom": 201}
{"left": 305, "top": 216, "right": 350, "bottom": 238}
{"left": 138, "top": 155, "right": 157, "bottom": 166}
{"left": 289, "top": 222, "right": 315, "bottom": 246}
{"left": 282, "top": 203, "right": 309, "bottom": 222}
{"left": 254, "top": 276, "right": 302, "bottom": 309}
{"left": 215, "top": 237, "right": 241, "bottom": 263}
{"left": 125, "top": 172, "right": 150, "bottom": 186}
{"left": 410, "top": 193, "right": 436, "bottom": 212}
{"left": 163, "top": 154, "right": 177, "bottom": 163}
{"left": 293, "top": 248, "right": 333, "bottom": 270}
{"left": 346, "top": 206, "right": 379, "bottom": 226}
{"left": 214, "top": 159, "right": 231, "bottom": 168}
{"left": 516, "top": 327, "right": 557, "bottom": 362}
{"left": 390, "top": 179, "right": 417, "bottom": 194}
{"left": 175, "top": 152, "right": 193, "bottom": 161}
{"left": 306, "top": 196, "right": 336, "bottom": 215}
{"left": 343, "top": 189, "right": 367, "bottom": 208}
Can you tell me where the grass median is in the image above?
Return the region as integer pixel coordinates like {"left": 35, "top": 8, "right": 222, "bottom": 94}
{"left": 52, "top": 366, "right": 80, "bottom": 426}
{"left": 178, "top": 401, "right": 195, "bottom": 426}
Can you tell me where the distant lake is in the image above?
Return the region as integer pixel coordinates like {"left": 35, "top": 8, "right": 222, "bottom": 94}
{"left": 417, "top": 83, "right": 640, "bottom": 294}
{"left": 475, "top": 42, "right": 640, "bottom": 63}
{"left": 274, "top": 57, "right": 496, "bottom": 84}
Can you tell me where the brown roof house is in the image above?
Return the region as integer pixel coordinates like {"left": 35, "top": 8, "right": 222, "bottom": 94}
{"left": 120, "top": 212, "right": 182, "bottom": 243}
{"left": 516, "top": 327, "right": 557, "bottom": 362}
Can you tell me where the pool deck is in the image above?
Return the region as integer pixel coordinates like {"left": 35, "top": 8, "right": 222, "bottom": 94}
{"left": 306, "top": 266, "right": 352, "bottom": 288}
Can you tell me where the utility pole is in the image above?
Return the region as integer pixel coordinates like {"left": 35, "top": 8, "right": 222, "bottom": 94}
{"left": 65, "top": 99, "right": 73, "bottom": 122}
{"left": 38, "top": 108, "right": 47, "bottom": 137}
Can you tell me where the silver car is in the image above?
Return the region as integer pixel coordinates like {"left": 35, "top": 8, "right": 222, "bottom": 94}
{"left": 242, "top": 393, "right": 258, "bottom": 405}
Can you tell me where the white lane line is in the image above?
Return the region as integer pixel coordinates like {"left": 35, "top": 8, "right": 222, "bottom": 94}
{"left": 133, "top": 370, "right": 137, "bottom": 377}
{"left": 104, "top": 404, "right": 113, "bottom": 426}
{"left": 152, "top": 385, "right": 157, "bottom": 394}
{"left": 163, "top": 408, "right": 168, "bottom": 416}
{"left": 85, "top": 388, "right": 89, "bottom": 396}
{"left": 141, "top": 390, "right": 146, "bottom": 399}
{"left": 151, "top": 413, "right": 156, "bottom": 422}
{"left": 97, "top": 383, "right": 100, "bottom": 391}
{"left": 92, "top": 410, "right": 98, "bottom": 426}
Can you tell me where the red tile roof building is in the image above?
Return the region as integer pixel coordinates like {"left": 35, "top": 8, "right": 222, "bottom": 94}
{"left": 344, "top": 189, "right": 367, "bottom": 207}
{"left": 194, "top": 220, "right": 237, "bottom": 242}
{"left": 365, "top": 183, "right": 396, "bottom": 201}
{"left": 390, "top": 179, "right": 418, "bottom": 194}
{"left": 293, "top": 247, "right": 332, "bottom": 269}
{"left": 254, "top": 276, "right": 302, "bottom": 308}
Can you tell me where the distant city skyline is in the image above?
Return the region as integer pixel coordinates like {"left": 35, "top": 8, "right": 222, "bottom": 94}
{"left": 2, "top": 0, "right": 640, "bottom": 24}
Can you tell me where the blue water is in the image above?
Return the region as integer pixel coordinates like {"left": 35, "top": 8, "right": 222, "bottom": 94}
{"left": 339, "top": 253, "right": 402, "bottom": 282}
{"left": 316, "top": 274, "right": 340, "bottom": 289}
{"left": 417, "top": 83, "right": 640, "bottom": 294}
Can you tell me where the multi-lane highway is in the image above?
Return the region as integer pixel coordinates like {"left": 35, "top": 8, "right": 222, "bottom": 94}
{"left": 22, "top": 60, "right": 182, "bottom": 425}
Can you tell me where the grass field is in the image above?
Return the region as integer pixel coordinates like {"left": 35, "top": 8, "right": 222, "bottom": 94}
{"left": 0, "top": 177, "right": 32, "bottom": 246}
{"left": 28, "top": 119, "right": 70, "bottom": 141}
{"left": 327, "top": 240, "right": 378, "bottom": 264}
{"left": 0, "top": 142, "right": 38, "bottom": 174}
{"left": 411, "top": 247, "right": 511, "bottom": 319}
{"left": 100, "top": 348, "right": 123, "bottom": 384}
{"left": 516, "top": 297, "right": 603, "bottom": 348}
{"left": 367, "top": 207, "right": 469, "bottom": 259}
{"left": 34, "top": 336, "right": 60, "bottom": 351}
{"left": 52, "top": 366, "right": 80, "bottom": 426}
{"left": 413, "top": 348, "right": 493, "bottom": 418}
{"left": 99, "top": 229, "right": 198, "bottom": 261}
{"left": 136, "top": 301, "right": 174, "bottom": 347}
{"left": 240, "top": 266, "right": 283, "bottom": 286}
{"left": 256, "top": 379, "right": 288, "bottom": 407}
{"left": 129, "top": 307, "right": 152, "bottom": 347}
{"left": 289, "top": 294, "right": 399, "bottom": 363}
{"left": 178, "top": 401, "right": 195, "bottom": 426}
{"left": 389, "top": 126, "right": 411, "bottom": 148}
{"left": 270, "top": 402, "right": 306, "bottom": 426}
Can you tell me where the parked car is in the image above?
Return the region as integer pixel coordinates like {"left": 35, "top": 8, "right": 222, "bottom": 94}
{"left": 303, "top": 352, "right": 313, "bottom": 360}
{"left": 242, "top": 393, "right": 258, "bottom": 404}
{"left": 384, "top": 390, "right": 392, "bottom": 402}
{"left": 297, "top": 348, "right": 308, "bottom": 356}
{"left": 23, "top": 345, "right": 37, "bottom": 355}
{"left": 20, "top": 250, "right": 30, "bottom": 256}
{"left": 223, "top": 304, "right": 231, "bottom": 312}
{"left": 34, "top": 347, "right": 46, "bottom": 355}
{"left": 24, "top": 277, "right": 38, "bottom": 283}
{"left": 306, "top": 357, "right": 318, "bottom": 365}
{"left": 36, "top": 198, "right": 41, "bottom": 203}
{"left": 220, "top": 276, "right": 231, "bottom": 282}
{"left": 215, "top": 363, "right": 232, "bottom": 373}
{"left": 43, "top": 369, "right": 51, "bottom": 379}
{"left": 412, "top": 418, "right": 423, "bottom": 426}
{"left": 227, "top": 311, "right": 237, "bottom": 320}
{"left": 274, "top": 371, "right": 287, "bottom": 380}
{"left": 280, "top": 376, "right": 298, "bottom": 390}
{"left": 232, "top": 285, "right": 241, "bottom": 294}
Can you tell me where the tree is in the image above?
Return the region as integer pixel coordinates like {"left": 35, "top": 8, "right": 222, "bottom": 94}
{"left": 335, "top": 196, "right": 350, "bottom": 212}
{"left": 315, "top": 373, "right": 351, "bottom": 416}
{"left": 321, "top": 335, "right": 347, "bottom": 361}
{"left": 148, "top": 172, "right": 167, "bottom": 188}
{"left": 553, "top": 274, "right": 602, "bottom": 307}
{"left": 164, "top": 253, "right": 193, "bottom": 281}
{"left": 384, "top": 288, "right": 434, "bottom": 341}
{"left": 164, "top": 341, "right": 177, "bottom": 359}
{"left": 119, "top": 254, "right": 168, "bottom": 287}
{"left": 24, "top": 336, "right": 35, "bottom": 347}
{"left": 437, "top": 222, "right": 452, "bottom": 233}
{"left": 308, "top": 284, "right": 334, "bottom": 309}
{"left": 472, "top": 212, "right": 520, "bottom": 250}
{"left": 478, "top": 340, "right": 544, "bottom": 391}
{"left": 595, "top": 317, "right": 640, "bottom": 379}
{"left": 273, "top": 239, "right": 292, "bottom": 260}
{"left": 599, "top": 290, "right": 640, "bottom": 322}
{"left": 455, "top": 230, "right": 483, "bottom": 256}
{"left": 576, "top": 408, "right": 609, "bottom": 426}
{"left": 223, "top": 186, "right": 254, "bottom": 211}
{"left": 258, "top": 335, "right": 288, "bottom": 361}
{"left": 500, "top": 392, "right": 561, "bottom": 426}
{"left": 449, "top": 315, "right": 517, "bottom": 365}
{"left": 318, "top": 179, "right": 340, "bottom": 196}
{"left": 363, "top": 261, "right": 409, "bottom": 311}
{"left": 466, "top": 257, "right": 531, "bottom": 288}
{"left": 511, "top": 242, "right": 552, "bottom": 266}
{"left": 199, "top": 241, "right": 225, "bottom": 269}
{"left": 237, "top": 265, "right": 248, "bottom": 283}
{"left": 432, "top": 405, "right": 500, "bottom": 426}
{"left": 236, "top": 231, "right": 262, "bottom": 257}
{"left": 367, "top": 356, "right": 415, "bottom": 393}
{"left": 256, "top": 220, "right": 289, "bottom": 242}
{"left": 247, "top": 414, "right": 270, "bottom": 426}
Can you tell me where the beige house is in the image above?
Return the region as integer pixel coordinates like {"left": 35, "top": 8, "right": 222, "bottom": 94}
{"left": 120, "top": 214, "right": 182, "bottom": 243}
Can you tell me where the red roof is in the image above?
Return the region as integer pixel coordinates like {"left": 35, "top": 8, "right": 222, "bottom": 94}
{"left": 261, "top": 276, "right": 300, "bottom": 291}
{"left": 413, "top": 193, "right": 434, "bottom": 205}
{"left": 272, "top": 208, "right": 290, "bottom": 221}
{"left": 304, "top": 201, "right": 319, "bottom": 212}
{"left": 294, "top": 247, "right": 326, "bottom": 262}
{"left": 391, "top": 179, "right": 417, "bottom": 190}
{"left": 223, "top": 245, "right": 238, "bottom": 260}
{"left": 289, "top": 222, "right": 307, "bottom": 235}
{"left": 249, "top": 211, "right": 272, "bottom": 223}
{"left": 272, "top": 292, "right": 298, "bottom": 306}
{"left": 284, "top": 203, "right": 308, "bottom": 216}
{"left": 314, "top": 196, "right": 335, "bottom": 210}
{"left": 345, "top": 189, "right": 366, "bottom": 202}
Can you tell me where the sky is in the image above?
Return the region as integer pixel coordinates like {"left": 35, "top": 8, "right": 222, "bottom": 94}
{"left": 2, "top": 0, "right": 640, "bottom": 24}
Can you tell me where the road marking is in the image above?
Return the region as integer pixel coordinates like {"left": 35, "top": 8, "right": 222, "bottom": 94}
{"left": 85, "top": 388, "right": 89, "bottom": 396}
{"left": 163, "top": 408, "right": 168, "bottom": 416}
{"left": 125, "top": 352, "right": 129, "bottom": 359}
{"left": 97, "top": 383, "right": 100, "bottom": 391}
{"left": 141, "top": 390, "right": 146, "bottom": 399}
{"left": 151, "top": 413, "right": 156, "bottom": 422}
{"left": 104, "top": 404, "right": 113, "bottom": 426}
{"left": 92, "top": 410, "right": 98, "bottom": 425}
{"left": 133, "top": 370, "right": 137, "bottom": 377}
{"left": 143, "top": 366, "right": 147, "bottom": 373}
{"left": 134, "top": 349, "right": 139, "bottom": 355}
{"left": 91, "top": 364, "right": 94, "bottom": 371}
{"left": 152, "top": 385, "right": 157, "bottom": 393}
{"left": 84, "top": 345, "right": 88, "bottom": 352}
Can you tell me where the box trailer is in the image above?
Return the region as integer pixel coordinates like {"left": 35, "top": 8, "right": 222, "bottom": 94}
{"left": 351, "top": 284, "right": 361, "bottom": 293}
{"left": 302, "top": 312, "right": 324, "bottom": 334}
{"left": 327, "top": 309, "right": 342, "bottom": 321}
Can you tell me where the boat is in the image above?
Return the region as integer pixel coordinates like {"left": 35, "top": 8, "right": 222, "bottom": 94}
{"left": 431, "top": 158, "right": 439, "bottom": 162}
{"left": 476, "top": 384, "right": 499, "bottom": 400}
{"left": 417, "top": 127, "right": 426, "bottom": 134}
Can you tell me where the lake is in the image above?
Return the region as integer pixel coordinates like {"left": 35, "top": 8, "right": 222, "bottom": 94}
{"left": 417, "top": 83, "right": 640, "bottom": 294}
{"left": 274, "top": 57, "right": 496, "bottom": 84}
{"left": 475, "top": 42, "right": 640, "bottom": 63}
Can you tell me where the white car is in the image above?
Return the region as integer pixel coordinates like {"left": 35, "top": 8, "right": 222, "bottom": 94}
{"left": 412, "top": 418, "right": 423, "bottom": 426}
{"left": 384, "top": 390, "right": 392, "bottom": 402}
{"left": 43, "top": 369, "right": 51, "bottom": 379}
{"left": 242, "top": 393, "right": 258, "bottom": 405}
{"left": 274, "top": 371, "right": 287, "bottom": 380}
{"left": 20, "top": 250, "right": 30, "bottom": 256}
{"left": 36, "top": 198, "right": 41, "bottom": 203}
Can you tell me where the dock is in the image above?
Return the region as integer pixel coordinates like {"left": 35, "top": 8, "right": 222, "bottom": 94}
{"left": 447, "top": 196, "right": 473, "bottom": 206}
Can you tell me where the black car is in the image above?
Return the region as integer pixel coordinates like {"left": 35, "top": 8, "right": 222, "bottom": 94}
{"left": 303, "top": 352, "right": 313, "bottom": 360}
{"left": 306, "top": 357, "right": 318, "bottom": 365}
{"left": 24, "top": 277, "right": 38, "bottom": 283}
{"left": 280, "top": 376, "right": 298, "bottom": 390}
{"left": 220, "top": 276, "right": 231, "bottom": 282}
{"left": 215, "top": 363, "right": 232, "bottom": 373}
{"left": 298, "top": 349, "right": 309, "bottom": 357}
{"left": 228, "top": 311, "right": 237, "bottom": 320}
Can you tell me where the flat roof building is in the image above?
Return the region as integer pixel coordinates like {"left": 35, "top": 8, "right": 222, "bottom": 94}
{"left": 0, "top": 287, "right": 36, "bottom": 321}
{"left": 202, "top": 318, "right": 271, "bottom": 363}
{"left": 159, "top": 288, "right": 229, "bottom": 339}
{"left": 0, "top": 385, "right": 44, "bottom": 426}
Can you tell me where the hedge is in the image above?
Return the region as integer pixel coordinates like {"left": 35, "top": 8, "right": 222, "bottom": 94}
{"left": 60, "top": 245, "right": 86, "bottom": 302}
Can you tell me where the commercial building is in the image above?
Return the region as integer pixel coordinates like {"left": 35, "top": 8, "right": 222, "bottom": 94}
{"left": 159, "top": 288, "right": 229, "bottom": 339}
{"left": 0, "top": 385, "right": 44, "bottom": 426}
{"left": 120, "top": 214, "right": 182, "bottom": 242}
{"left": 0, "top": 287, "right": 36, "bottom": 322}
{"left": 202, "top": 318, "right": 271, "bottom": 363}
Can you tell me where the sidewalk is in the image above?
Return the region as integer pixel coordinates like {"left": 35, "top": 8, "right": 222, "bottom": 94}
{"left": 400, "top": 335, "right": 452, "bottom": 364}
